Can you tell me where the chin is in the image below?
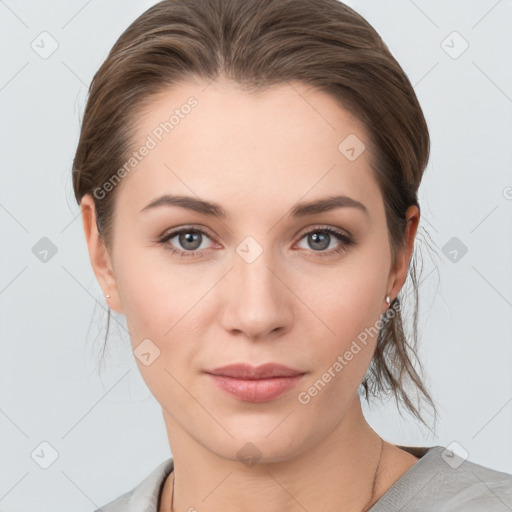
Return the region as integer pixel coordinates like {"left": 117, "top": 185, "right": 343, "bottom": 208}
{"left": 200, "top": 419, "right": 318, "bottom": 466}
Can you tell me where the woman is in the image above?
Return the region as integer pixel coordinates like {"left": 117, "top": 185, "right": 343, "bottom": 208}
{"left": 73, "top": 0, "right": 512, "bottom": 510}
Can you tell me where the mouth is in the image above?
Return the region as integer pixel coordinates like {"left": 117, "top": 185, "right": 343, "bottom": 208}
{"left": 204, "top": 363, "right": 306, "bottom": 403}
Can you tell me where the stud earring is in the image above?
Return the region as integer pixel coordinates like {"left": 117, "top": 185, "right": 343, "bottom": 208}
{"left": 105, "top": 294, "right": 111, "bottom": 299}
{"left": 385, "top": 296, "right": 391, "bottom": 307}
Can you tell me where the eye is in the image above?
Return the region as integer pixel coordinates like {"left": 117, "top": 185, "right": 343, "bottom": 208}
{"left": 158, "top": 227, "right": 215, "bottom": 258}
{"left": 296, "top": 226, "right": 354, "bottom": 257}
{"left": 158, "top": 225, "right": 355, "bottom": 259}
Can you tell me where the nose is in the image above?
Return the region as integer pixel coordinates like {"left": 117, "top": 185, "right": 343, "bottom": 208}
{"left": 219, "top": 240, "right": 293, "bottom": 342}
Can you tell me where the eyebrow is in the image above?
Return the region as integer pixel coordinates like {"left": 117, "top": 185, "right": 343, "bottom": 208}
{"left": 139, "top": 194, "right": 368, "bottom": 218}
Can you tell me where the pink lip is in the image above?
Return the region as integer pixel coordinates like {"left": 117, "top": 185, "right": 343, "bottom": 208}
{"left": 204, "top": 363, "right": 306, "bottom": 403}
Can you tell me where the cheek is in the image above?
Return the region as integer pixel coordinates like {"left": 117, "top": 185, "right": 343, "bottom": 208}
{"left": 323, "top": 251, "right": 388, "bottom": 338}
{"left": 113, "top": 247, "right": 220, "bottom": 401}
{"left": 113, "top": 245, "right": 182, "bottom": 344}
{"left": 296, "top": 293, "right": 384, "bottom": 418}
{"left": 113, "top": 250, "right": 203, "bottom": 409}
{"left": 301, "top": 247, "right": 389, "bottom": 391}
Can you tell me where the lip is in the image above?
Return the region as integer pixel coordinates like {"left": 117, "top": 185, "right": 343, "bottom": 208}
{"left": 204, "top": 363, "right": 306, "bottom": 403}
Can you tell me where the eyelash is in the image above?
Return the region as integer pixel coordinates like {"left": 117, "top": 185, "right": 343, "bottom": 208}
{"left": 157, "top": 225, "right": 355, "bottom": 259}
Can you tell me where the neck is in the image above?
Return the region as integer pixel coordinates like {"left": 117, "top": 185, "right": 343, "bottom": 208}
{"left": 161, "top": 398, "right": 389, "bottom": 512}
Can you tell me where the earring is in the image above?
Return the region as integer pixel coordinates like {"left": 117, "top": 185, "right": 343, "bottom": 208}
{"left": 105, "top": 294, "right": 111, "bottom": 299}
{"left": 385, "top": 296, "right": 391, "bottom": 307}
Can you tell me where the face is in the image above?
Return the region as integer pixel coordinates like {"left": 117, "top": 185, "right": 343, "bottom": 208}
{"left": 83, "top": 78, "right": 413, "bottom": 464}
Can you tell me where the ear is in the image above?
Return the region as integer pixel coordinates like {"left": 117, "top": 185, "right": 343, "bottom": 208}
{"left": 80, "top": 194, "right": 123, "bottom": 314}
{"left": 385, "top": 205, "right": 420, "bottom": 308}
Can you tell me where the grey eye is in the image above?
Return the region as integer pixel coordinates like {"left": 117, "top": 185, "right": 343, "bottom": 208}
{"left": 176, "top": 230, "right": 203, "bottom": 251}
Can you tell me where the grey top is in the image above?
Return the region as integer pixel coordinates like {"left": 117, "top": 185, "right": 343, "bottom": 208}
{"left": 94, "top": 445, "right": 512, "bottom": 511}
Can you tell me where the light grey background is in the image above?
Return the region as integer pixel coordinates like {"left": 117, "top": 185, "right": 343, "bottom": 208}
{"left": 1, "top": 0, "right": 511, "bottom": 510}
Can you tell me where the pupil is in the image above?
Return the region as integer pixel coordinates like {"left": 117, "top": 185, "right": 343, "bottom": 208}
{"left": 310, "top": 232, "right": 329, "bottom": 250}
{"left": 180, "top": 231, "right": 201, "bottom": 250}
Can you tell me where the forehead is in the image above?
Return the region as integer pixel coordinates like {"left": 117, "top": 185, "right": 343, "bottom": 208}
{"left": 116, "top": 78, "right": 382, "bottom": 219}
{"left": 134, "top": 78, "right": 366, "bottom": 154}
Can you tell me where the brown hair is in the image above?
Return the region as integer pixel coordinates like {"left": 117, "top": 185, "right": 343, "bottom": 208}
{"left": 72, "top": 0, "right": 437, "bottom": 430}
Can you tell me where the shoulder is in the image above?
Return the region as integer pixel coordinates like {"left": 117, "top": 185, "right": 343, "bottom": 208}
{"left": 372, "top": 446, "right": 512, "bottom": 512}
{"left": 91, "top": 457, "right": 174, "bottom": 512}
{"left": 433, "top": 448, "right": 512, "bottom": 511}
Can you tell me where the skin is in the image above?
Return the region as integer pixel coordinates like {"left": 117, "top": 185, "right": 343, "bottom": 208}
{"left": 81, "top": 78, "right": 420, "bottom": 512}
